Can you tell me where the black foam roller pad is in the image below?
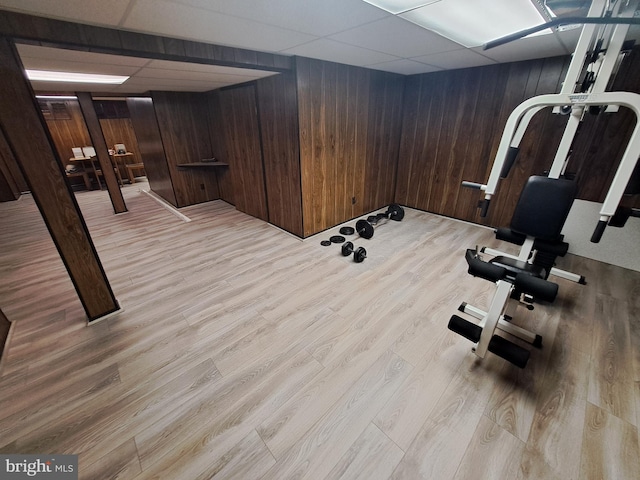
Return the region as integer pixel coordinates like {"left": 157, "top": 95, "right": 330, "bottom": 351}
{"left": 514, "top": 274, "right": 558, "bottom": 303}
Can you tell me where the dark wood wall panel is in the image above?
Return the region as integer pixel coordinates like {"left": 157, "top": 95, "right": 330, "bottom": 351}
{"left": 256, "top": 72, "right": 304, "bottom": 237}
{"left": 569, "top": 46, "right": 640, "bottom": 209}
{"left": 44, "top": 99, "right": 92, "bottom": 167}
{"left": 206, "top": 91, "right": 234, "bottom": 204}
{"left": 99, "top": 118, "right": 142, "bottom": 165}
{"left": 127, "top": 97, "right": 177, "bottom": 206}
{"left": 396, "top": 56, "right": 573, "bottom": 227}
{"left": 296, "top": 57, "right": 404, "bottom": 237}
{"left": 217, "top": 85, "right": 268, "bottom": 221}
{"left": 364, "top": 71, "right": 405, "bottom": 213}
{"left": 152, "top": 92, "right": 219, "bottom": 207}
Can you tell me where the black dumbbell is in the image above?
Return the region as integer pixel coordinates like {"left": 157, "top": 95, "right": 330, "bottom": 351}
{"left": 341, "top": 241, "right": 367, "bottom": 263}
{"left": 356, "top": 204, "right": 405, "bottom": 239}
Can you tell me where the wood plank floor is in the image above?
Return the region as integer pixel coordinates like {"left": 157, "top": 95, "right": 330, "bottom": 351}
{"left": 1, "top": 182, "right": 639, "bottom": 479}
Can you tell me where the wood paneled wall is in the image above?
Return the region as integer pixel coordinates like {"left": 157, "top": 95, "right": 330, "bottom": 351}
{"left": 396, "top": 48, "right": 640, "bottom": 228}
{"left": 256, "top": 71, "right": 304, "bottom": 237}
{"left": 152, "top": 91, "right": 219, "bottom": 207}
{"left": 296, "top": 57, "right": 404, "bottom": 236}
{"left": 396, "top": 56, "right": 573, "bottom": 227}
{"left": 206, "top": 91, "right": 234, "bottom": 205}
{"left": 44, "top": 99, "right": 92, "bottom": 167}
{"left": 363, "top": 71, "right": 405, "bottom": 213}
{"left": 217, "top": 84, "right": 268, "bottom": 221}
{"left": 127, "top": 97, "right": 177, "bottom": 206}
{"left": 99, "top": 117, "right": 142, "bottom": 166}
{"left": 569, "top": 46, "right": 640, "bottom": 209}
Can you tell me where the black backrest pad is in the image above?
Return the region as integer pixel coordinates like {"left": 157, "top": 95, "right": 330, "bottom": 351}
{"left": 510, "top": 176, "right": 578, "bottom": 241}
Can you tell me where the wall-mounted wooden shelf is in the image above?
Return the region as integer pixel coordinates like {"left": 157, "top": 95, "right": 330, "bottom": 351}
{"left": 177, "top": 161, "right": 229, "bottom": 168}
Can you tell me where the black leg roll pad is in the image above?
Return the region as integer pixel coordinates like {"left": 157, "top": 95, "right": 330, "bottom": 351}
{"left": 514, "top": 273, "right": 558, "bottom": 303}
{"left": 488, "top": 335, "right": 530, "bottom": 368}
{"left": 448, "top": 315, "right": 482, "bottom": 343}
{"left": 466, "top": 249, "right": 507, "bottom": 282}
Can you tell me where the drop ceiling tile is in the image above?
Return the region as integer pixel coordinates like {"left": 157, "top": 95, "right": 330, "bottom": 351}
{"left": 475, "top": 34, "right": 566, "bottom": 64}
{"left": 170, "top": 0, "right": 390, "bottom": 37}
{"left": 283, "top": 39, "right": 398, "bottom": 66}
{"left": 124, "top": 0, "right": 317, "bottom": 52}
{"left": 144, "top": 59, "right": 274, "bottom": 77}
{"left": 135, "top": 67, "right": 275, "bottom": 84}
{"left": 555, "top": 27, "right": 583, "bottom": 54}
{"left": 0, "top": 0, "right": 130, "bottom": 26}
{"left": 16, "top": 44, "right": 150, "bottom": 67}
{"left": 412, "top": 48, "right": 496, "bottom": 70}
{"left": 329, "top": 15, "right": 463, "bottom": 58}
{"left": 122, "top": 76, "right": 231, "bottom": 90}
{"left": 366, "top": 58, "right": 442, "bottom": 75}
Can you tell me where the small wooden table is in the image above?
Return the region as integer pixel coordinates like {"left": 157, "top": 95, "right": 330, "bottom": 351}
{"left": 68, "top": 156, "right": 102, "bottom": 189}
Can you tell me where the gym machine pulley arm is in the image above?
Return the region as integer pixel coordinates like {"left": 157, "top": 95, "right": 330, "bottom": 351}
{"left": 462, "top": 0, "right": 640, "bottom": 242}
{"left": 464, "top": 91, "right": 640, "bottom": 241}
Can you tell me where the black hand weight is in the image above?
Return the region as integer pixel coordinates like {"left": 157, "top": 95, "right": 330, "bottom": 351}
{"left": 341, "top": 241, "right": 367, "bottom": 263}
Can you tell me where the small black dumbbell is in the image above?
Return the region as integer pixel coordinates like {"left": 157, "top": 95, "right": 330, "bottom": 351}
{"left": 341, "top": 241, "right": 367, "bottom": 263}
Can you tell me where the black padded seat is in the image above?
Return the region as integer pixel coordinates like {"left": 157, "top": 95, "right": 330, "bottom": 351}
{"left": 489, "top": 256, "right": 547, "bottom": 279}
{"left": 510, "top": 176, "right": 578, "bottom": 240}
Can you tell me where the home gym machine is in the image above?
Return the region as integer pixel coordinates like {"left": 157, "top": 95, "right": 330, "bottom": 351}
{"left": 449, "top": 0, "right": 640, "bottom": 368}
{"left": 449, "top": 175, "right": 577, "bottom": 368}
{"left": 464, "top": 0, "right": 640, "bottom": 243}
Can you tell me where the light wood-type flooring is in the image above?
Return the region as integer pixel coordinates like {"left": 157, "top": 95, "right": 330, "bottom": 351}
{"left": 1, "top": 182, "right": 639, "bottom": 479}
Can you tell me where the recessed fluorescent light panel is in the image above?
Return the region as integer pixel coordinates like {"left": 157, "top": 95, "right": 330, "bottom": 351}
{"left": 35, "top": 95, "right": 78, "bottom": 100}
{"left": 26, "top": 70, "right": 129, "bottom": 84}
{"left": 364, "top": 0, "right": 549, "bottom": 47}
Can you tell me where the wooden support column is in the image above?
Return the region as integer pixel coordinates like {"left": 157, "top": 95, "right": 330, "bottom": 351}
{"left": 0, "top": 37, "right": 119, "bottom": 322}
{"left": 76, "top": 92, "right": 127, "bottom": 214}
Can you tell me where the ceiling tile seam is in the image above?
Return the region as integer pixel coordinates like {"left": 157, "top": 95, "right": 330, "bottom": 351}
{"left": 293, "top": 36, "right": 434, "bottom": 62}
{"left": 167, "top": 0, "right": 396, "bottom": 39}
{"left": 555, "top": 31, "right": 575, "bottom": 55}
{"left": 136, "top": 0, "right": 321, "bottom": 49}
{"left": 363, "top": 57, "right": 442, "bottom": 70}
{"left": 118, "top": 0, "right": 140, "bottom": 28}
{"left": 466, "top": 48, "right": 503, "bottom": 64}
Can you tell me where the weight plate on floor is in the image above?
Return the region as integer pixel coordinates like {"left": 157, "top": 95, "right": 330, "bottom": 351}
{"left": 339, "top": 226, "right": 355, "bottom": 235}
{"left": 329, "top": 235, "right": 346, "bottom": 243}
{"left": 388, "top": 204, "right": 405, "bottom": 221}
{"left": 354, "top": 247, "right": 367, "bottom": 263}
{"left": 355, "top": 219, "right": 374, "bottom": 239}
{"left": 320, "top": 240, "right": 332, "bottom": 246}
{"left": 341, "top": 241, "right": 354, "bottom": 256}
{"left": 367, "top": 215, "right": 378, "bottom": 224}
